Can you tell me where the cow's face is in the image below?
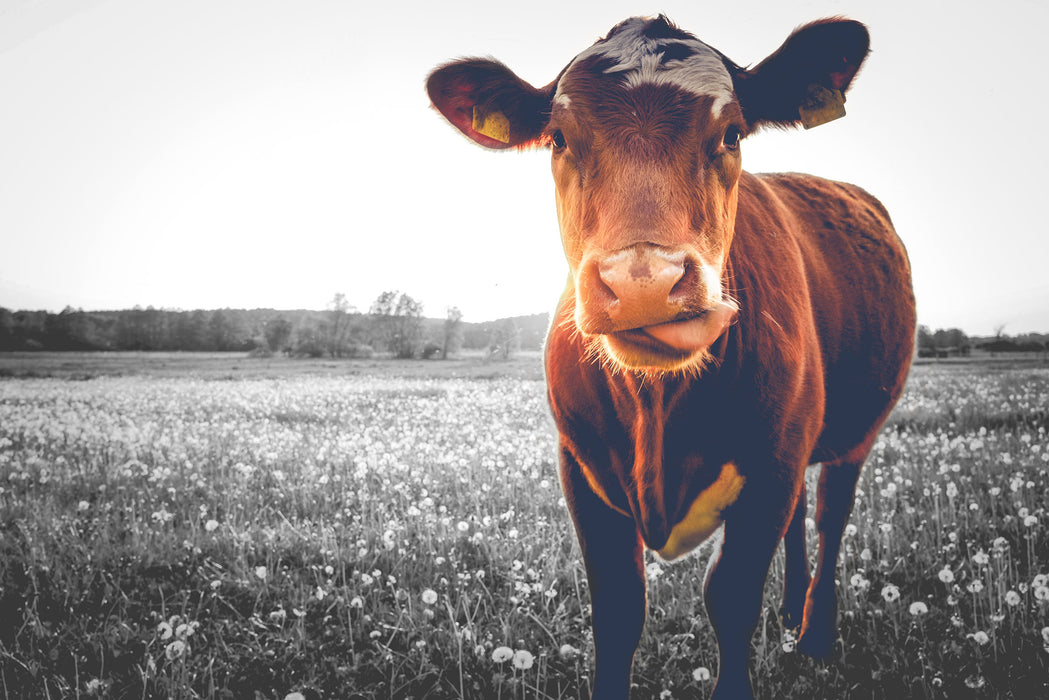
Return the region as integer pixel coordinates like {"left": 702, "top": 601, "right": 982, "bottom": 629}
{"left": 428, "top": 15, "right": 869, "bottom": 373}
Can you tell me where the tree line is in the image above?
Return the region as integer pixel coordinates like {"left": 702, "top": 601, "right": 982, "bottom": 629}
{"left": 0, "top": 292, "right": 549, "bottom": 358}
{"left": 917, "top": 325, "right": 1048, "bottom": 358}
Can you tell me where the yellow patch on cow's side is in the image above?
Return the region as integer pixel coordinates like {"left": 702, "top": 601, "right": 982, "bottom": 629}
{"left": 657, "top": 462, "right": 745, "bottom": 561}
{"left": 471, "top": 107, "right": 511, "bottom": 143}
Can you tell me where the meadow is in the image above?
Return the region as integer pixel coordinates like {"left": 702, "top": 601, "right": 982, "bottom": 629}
{"left": 1, "top": 353, "right": 1048, "bottom": 699}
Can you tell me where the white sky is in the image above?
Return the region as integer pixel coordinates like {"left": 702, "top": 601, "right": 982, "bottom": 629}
{"left": 1, "top": 0, "right": 1047, "bottom": 335}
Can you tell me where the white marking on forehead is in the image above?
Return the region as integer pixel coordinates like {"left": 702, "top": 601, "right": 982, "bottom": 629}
{"left": 554, "top": 93, "right": 571, "bottom": 109}
{"left": 555, "top": 17, "right": 736, "bottom": 118}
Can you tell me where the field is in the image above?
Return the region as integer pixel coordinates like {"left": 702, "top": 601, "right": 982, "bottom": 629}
{"left": 1, "top": 353, "right": 1048, "bottom": 699}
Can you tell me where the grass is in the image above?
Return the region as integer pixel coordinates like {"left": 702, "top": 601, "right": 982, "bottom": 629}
{"left": 1, "top": 353, "right": 1048, "bottom": 699}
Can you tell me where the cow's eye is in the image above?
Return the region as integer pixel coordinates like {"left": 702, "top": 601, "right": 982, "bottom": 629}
{"left": 722, "top": 125, "right": 742, "bottom": 150}
{"left": 550, "top": 130, "right": 567, "bottom": 150}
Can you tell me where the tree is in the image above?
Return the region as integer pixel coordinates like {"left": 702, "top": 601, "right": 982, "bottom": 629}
{"left": 442, "top": 306, "right": 464, "bottom": 359}
{"left": 369, "top": 290, "right": 424, "bottom": 359}
{"left": 264, "top": 318, "right": 294, "bottom": 354}
{"left": 488, "top": 317, "right": 520, "bottom": 361}
{"left": 327, "top": 293, "right": 356, "bottom": 358}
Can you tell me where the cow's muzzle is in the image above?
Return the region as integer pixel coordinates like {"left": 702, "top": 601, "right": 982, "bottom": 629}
{"left": 575, "top": 243, "right": 737, "bottom": 366}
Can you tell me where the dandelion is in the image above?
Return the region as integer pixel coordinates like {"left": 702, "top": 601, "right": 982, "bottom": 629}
{"left": 850, "top": 573, "right": 870, "bottom": 592}
{"left": 1006, "top": 590, "right": 1021, "bottom": 606}
{"left": 938, "top": 566, "right": 955, "bottom": 584}
{"left": 1025, "top": 515, "right": 1039, "bottom": 528}
{"left": 204, "top": 519, "right": 219, "bottom": 532}
{"left": 492, "top": 646, "right": 514, "bottom": 663}
{"left": 968, "top": 630, "right": 991, "bottom": 646}
{"left": 512, "top": 649, "right": 534, "bottom": 670}
{"left": 693, "top": 666, "right": 712, "bottom": 681}
{"left": 646, "top": 562, "right": 664, "bottom": 580}
{"left": 78, "top": 500, "right": 90, "bottom": 512}
{"left": 967, "top": 580, "right": 985, "bottom": 594}
{"left": 909, "top": 601, "right": 928, "bottom": 616}
{"left": 559, "top": 643, "right": 580, "bottom": 660}
{"left": 972, "top": 550, "right": 989, "bottom": 566}
{"left": 1041, "top": 626, "right": 1049, "bottom": 645}
{"left": 882, "top": 584, "right": 900, "bottom": 603}
{"left": 457, "top": 520, "right": 469, "bottom": 533}
{"left": 284, "top": 693, "right": 306, "bottom": 700}
{"left": 164, "top": 640, "right": 188, "bottom": 660}
{"left": 965, "top": 675, "right": 986, "bottom": 689}
{"left": 255, "top": 566, "right": 268, "bottom": 581}
{"left": 158, "top": 621, "right": 173, "bottom": 640}
{"left": 421, "top": 588, "right": 438, "bottom": 605}
{"left": 1034, "top": 585, "right": 1049, "bottom": 602}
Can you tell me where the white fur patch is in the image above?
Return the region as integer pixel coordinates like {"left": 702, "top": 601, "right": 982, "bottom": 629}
{"left": 559, "top": 17, "right": 735, "bottom": 117}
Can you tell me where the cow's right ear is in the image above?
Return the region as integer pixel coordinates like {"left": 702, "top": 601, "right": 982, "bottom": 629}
{"left": 427, "top": 59, "right": 555, "bottom": 150}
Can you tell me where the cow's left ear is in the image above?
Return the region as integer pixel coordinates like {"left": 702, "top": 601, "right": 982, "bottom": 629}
{"left": 427, "top": 58, "right": 555, "bottom": 150}
{"left": 734, "top": 18, "right": 870, "bottom": 130}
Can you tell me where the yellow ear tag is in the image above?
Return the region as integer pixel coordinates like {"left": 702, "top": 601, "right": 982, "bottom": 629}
{"left": 472, "top": 106, "right": 511, "bottom": 143}
{"left": 799, "top": 84, "right": 846, "bottom": 129}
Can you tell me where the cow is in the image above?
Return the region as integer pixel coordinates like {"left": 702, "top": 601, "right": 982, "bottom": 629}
{"left": 427, "top": 15, "right": 915, "bottom": 700}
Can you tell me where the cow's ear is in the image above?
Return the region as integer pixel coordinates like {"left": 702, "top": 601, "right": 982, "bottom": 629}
{"left": 735, "top": 18, "right": 870, "bottom": 130}
{"left": 427, "top": 58, "right": 555, "bottom": 150}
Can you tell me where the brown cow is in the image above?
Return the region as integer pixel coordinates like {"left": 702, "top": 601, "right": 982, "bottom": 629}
{"left": 428, "top": 15, "right": 915, "bottom": 700}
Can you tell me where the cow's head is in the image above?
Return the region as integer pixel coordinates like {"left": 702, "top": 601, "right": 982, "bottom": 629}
{"left": 428, "top": 16, "right": 869, "bottom": 373}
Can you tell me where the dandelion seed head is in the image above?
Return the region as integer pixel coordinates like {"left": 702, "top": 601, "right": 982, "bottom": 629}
{"left": 512, "top": 649, "right": 534, "bottom": 670}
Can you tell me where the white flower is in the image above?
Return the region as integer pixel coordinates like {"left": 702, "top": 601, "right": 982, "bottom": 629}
{"left": 1005, "top": 590, "right": 1021, "bottom": 607}
{"left": 255, "top": 566, "right": 268, "bottom": 581}
{"left": 968, "top": 630, "right": 990, "bottom": 646}
{"left": 492, "top": 646, "right": 513, "bottom": 663}
{"left": 284, "top": 694, "right": 307, "bottom": 700}
{"left": 157, "top": 621, "right": 173, "bottom": 640}
{"left": 204, "top": 519, "right": 219, "bottom": 532}
{"left": 164, "top": 640, "right": 188, "bottom": 660}
{"left": 882, "top": 584, "right": 900, "bottom": 603}
{"left": 692, "top": 666, "right": 711, "bottom": 681}
{"left": 421, "top": 588, "right": 438, "bottom": 605}
{"left": 559, "top": 643, "right": 580, "bottom": 660}
{"left": 512, "top": 649, "right": 534, "bottom": 670}
{"left": 909, "top": 601, "right": 928, "bottom": 616}
{"left": 938, "top": 567, "right": 955, "bottom": 584}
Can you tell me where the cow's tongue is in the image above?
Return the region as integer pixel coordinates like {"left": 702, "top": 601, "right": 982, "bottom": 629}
{"left": 642, "top": 302, "right": 737, "bottom": 352}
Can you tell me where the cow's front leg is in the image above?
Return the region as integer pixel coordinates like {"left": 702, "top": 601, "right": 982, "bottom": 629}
{"left": 704, "top": 478, "right": 799, "bottom": 700}
{"left": 559, "top": 447, "right": 646, "bottom": 700}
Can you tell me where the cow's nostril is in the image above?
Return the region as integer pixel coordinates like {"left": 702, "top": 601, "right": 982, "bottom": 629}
{"left": 668, "top": 262, "right": 699, "bottom": 303}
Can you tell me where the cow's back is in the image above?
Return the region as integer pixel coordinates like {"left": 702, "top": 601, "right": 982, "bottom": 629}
{"left": 737, "top": 172, "right": 915, "bottom": 463}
